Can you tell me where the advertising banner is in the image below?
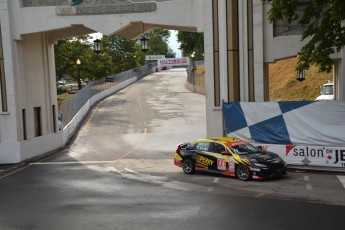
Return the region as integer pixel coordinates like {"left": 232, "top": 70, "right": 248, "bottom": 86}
{"left": 145, "top": 55, "right": 165, "bottom": 61}
{"left": 158, "top": 57, "right": 189, "bottom": 66}
{"left": 223, "top": 101, "right": 345, "bottom": 168}
{"left": 256, "top": 144, "right": 345, "bottom": 168}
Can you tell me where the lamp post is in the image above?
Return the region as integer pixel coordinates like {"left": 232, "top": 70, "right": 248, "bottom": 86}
{"left": 297, "top": 68, "right": 305, "bottom": 82}
{"left": 190, "top": 52, "right": 196, "bottom": 87}
{"left": 140, "top": 36, "right": 148, "bottom": 52}
{"left": 93, "top": 38, "right": 101, "bottom": 54}
{"left": 191, "top": 52, "right": 196, "bottom": 71}
{"left": 76, "top": 59, "right": 82, "bottom": 90}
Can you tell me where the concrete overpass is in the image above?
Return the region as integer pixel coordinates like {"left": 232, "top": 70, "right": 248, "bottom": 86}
{"left": 1, "top": 0, "right": 345, "bottom": 164}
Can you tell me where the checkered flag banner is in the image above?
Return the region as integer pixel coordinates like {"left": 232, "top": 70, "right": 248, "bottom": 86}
{"left": 223, "top": 101, "right": 345, "bottom": 146}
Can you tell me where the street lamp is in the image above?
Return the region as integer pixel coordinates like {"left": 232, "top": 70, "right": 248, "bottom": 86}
{"left": 93, "top": 38, "right": 101, "bottom": 54}
{"left": 297, "top": 68, "right": 305, "bottom": 82}
{"left": 140, "top": 36, "right": 148, "bottom": 52}
{"left": 191, "top": 52, "right": 196, "bottom": 70}
{"left": 76, "top": 59, "right": 82, "bottom": 89}
{"left": 190, "top": 52, "right": 196, "bottom": 87}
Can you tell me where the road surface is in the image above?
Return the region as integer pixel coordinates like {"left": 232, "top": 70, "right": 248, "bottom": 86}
{"left": 0, "top": 69, "right": 344, "bottom": 230}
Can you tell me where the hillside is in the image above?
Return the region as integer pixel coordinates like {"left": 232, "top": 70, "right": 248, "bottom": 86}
{"left": 269, "top": 57, "right": 333, "bottom": 101}
{"left": 195, "top": 57, "right": 332, "bottom": 101}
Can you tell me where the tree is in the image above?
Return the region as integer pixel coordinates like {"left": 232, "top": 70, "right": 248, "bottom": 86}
{"left": 177, "top": 31, "right": 204, "bottom": 60}
{"left": 262, "top": 0, "right": 345, "bottom": 72}
{"left": 136, "top": 28, "right": 176, "bottom": 65}
{"left": 54, "top": 35, "right": 114, "bottom": 89}
{"left": 54, "top": 30, "right": 176, "bottom": 87}
{"left": 54, "top": 35, "right": 93, "bottom": 89}
{"left": 102, "top": 35, "right": 136, "bottom": 73}
{"left": 145, "top": 29, "right": 175, "bottom": 56}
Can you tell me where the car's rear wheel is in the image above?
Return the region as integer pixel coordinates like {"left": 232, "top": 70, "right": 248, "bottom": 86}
{"left": 182, "top": 159, "right": 195, "bottom": 174}
{"left": 236, "top": 164, "right": 252, "bottom": 181}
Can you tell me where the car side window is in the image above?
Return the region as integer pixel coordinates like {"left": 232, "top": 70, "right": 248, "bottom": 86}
{"left": 212, "top": 143, "right": 226, "bottom": 154}
{"left": 194, "top": 142, "right": 210, "bottom": 152}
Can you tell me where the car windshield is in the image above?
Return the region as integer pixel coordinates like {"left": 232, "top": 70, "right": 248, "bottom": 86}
{"left": 230, "top": 143, "right": 259, "bottom": 155}
{"left": 322, "top": 85, "right": 333, "bottom": 95}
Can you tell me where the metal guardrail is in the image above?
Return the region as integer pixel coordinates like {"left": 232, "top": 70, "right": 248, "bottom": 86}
{"left": 60, "top": 63, "right": 157, "bottom": 127}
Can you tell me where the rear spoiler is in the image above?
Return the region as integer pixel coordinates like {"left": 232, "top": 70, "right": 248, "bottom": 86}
{"left": 177, "top": 142, "right": 193, "bottom": 150}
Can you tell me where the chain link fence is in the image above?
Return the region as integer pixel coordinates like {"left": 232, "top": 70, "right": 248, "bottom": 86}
{"left": 186, "top": 60, "right": 205, "bottom": 94}
{"left": 60, "top": 63, "right": 157, "bottom": 127}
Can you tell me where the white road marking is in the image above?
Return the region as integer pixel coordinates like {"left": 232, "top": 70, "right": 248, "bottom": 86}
{"left": 213, "top": 178, "right": 219, "bottom": 183}
{"left": 110, "top": 167, "right": 191, "bottom": 191}
{"left": 336, "top": 176, "right": 345, "bottom": 188}
{"left": 105, "top": 166, "right": 121, "bottom": 173}
{"left": 306, "top": 184, "right": 312, "bottom": 191}
{"left": 304, "top": 176, "right": 309, "bottom": 181}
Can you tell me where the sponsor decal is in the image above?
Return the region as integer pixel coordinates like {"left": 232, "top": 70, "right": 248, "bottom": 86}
{"left": 228, "top": 158, "right": 235, "bottom": 172}
{"left": 194, "top": 155, "right": 214, "bottom": 168}
{"left": 250, "top": 168, "right": 261, "bottom": 172}
{"left": 217, "top": 159, "right": 226, "bottom": 171}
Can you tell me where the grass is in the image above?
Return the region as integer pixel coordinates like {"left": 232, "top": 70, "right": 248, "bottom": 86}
{"left": 57, "top": 81, "right": 120, "bottom": 114}
{"left": 269, "top": 57, "right": 332, "bottom": 101}
{"left": 194, "top": 57, "right": 332, "bottom": 101}
{"left": 194, "top": 66, "right": 205, "bottom": 88}
{"left": 57, "top": 93, "right": 71, "bottom": 114}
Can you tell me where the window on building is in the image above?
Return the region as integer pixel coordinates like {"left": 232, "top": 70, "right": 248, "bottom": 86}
{"left": 0, "top": 26, "right": 7, "bottom": 112}
{"left": 34, "top": 107, "right": 41, "bottom": 137}
{"left": 52, "top": 105, "right": 57, "bottom": 132}
{"left": 22, "top": 109, "right": 27, "bottom": 140}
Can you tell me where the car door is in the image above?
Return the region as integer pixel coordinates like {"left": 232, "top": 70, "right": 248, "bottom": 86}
{"left": 192, "top": 142, "right": 217, "bottom": 170}
{"left": 210, "top": 142, "right": 231, "bottom": 172}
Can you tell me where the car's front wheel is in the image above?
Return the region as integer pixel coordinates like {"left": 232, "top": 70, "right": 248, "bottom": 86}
{"left": 236, "top": 164, "right": 252, "bottom": 181}
{"left": 182, "top": 159, "right": 195, "bottom": 174}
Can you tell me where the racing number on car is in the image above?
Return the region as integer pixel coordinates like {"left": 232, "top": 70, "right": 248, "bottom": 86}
{"left": 217, "top": 159, "right": 226, "bottom": 171}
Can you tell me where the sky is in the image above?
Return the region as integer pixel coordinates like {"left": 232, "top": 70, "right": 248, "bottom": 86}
{"left": 168, "top": 30, "right": 181, "bottom": 57}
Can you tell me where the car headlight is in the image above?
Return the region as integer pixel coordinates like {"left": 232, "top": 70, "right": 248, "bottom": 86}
{"left": 276, "top": 156, "right": 283, "bottom": 161}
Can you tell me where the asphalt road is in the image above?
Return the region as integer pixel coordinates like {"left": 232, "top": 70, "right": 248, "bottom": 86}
{"left": 0, "top": 69, "right": 344, "bottom": 230}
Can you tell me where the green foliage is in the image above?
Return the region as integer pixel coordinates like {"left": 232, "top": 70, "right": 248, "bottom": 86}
{"left": 57, "top": 85, "right": 68, "bottom": 95}
{"left": 54, "top": 35, "right": 131, "bottom": 86}
{"left": 102, "top": 35, "right": 136, "bottom": 73}
{"left": 135, "top": 28, "right": 176, "bottom": 65}
{"left": 54, "top": 29, "right": 175, "bottom": 86}
{"left": 262, "top": 0, "right": 345, "bottom": 72}
{"left": 177, "top": 31, "right": 204, "bottom": 60}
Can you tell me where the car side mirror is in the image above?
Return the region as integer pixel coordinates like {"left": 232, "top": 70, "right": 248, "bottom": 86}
{"left": 256, "top": 146, "right": 264, "bottom": 152}
{"left": 221, "top": 151, "right": 232, "bottom": 155}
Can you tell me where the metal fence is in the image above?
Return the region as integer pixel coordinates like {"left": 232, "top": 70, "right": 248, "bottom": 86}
{"left": 60, "top": 63, "right": 157, "bottom": 127}
{"left": 186, "top": 60, "right": 204, "bottom": 84}
{"left": 186, "top": 60, "right": 205, "bottom": 94}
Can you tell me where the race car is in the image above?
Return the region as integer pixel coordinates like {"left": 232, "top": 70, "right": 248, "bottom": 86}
{"left": 174, "top": 137, "right": 287, "bottom": 181}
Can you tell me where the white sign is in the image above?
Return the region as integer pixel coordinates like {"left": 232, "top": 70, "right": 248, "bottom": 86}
{"left": 53, "top": 0, "right": 156, "bottom": 15}
{"left": 255, "top": 144, "right": 345, "bottom": 168}
{"left": 145, "top": 55, "right": 165, "bottom": 61}
{"left": 158, "top": 57, "right": 190, "bottom": 66}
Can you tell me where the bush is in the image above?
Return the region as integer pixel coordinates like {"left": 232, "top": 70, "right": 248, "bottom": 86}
{"left": 57, "top": 85, "right": 68, "bottom": 95}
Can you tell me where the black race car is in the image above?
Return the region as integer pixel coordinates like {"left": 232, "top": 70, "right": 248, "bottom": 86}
{"left": 174, "top": 137, "right": 287, "bottom": 181}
